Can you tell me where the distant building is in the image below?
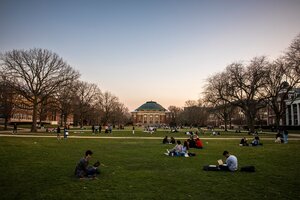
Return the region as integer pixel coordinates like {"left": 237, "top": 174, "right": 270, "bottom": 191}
{"left": 131, "top": 101, "right": 171, "bottom": 126}
{"left": 0, "top": 96, "right": 73, "bottom": 125}
{"left": 285, "top": 88, "right": 300, "bottom": 126}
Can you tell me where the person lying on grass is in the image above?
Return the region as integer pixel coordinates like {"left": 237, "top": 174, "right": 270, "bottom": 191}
{"left": 74, "top": 150, "right": 100, "bottom": 179}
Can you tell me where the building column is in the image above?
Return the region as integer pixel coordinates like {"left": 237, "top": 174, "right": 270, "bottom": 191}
{"left": 291, "top": 104, "right": 295, "bottom": 126}
{"left": 286, "top": 106, "right": 289, "bottom": 126}
{"left": 297, "top": 103, "right": 300, "bottom": 126}
{"left": 291, "top": 104, "right": 294, "bottom": 126}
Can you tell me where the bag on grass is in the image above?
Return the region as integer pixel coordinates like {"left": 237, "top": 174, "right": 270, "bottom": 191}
{"left": 240, "top": 166, "right": 255, "bottom": 172}
{"left": 188, "top": 153, "right": 196, "bottom": 157}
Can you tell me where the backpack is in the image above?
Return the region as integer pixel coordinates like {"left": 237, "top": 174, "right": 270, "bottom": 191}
{"left": 240, "top": 166, "right": 255, "bottom": 172}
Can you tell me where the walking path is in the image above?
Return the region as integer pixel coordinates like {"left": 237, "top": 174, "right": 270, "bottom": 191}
{"left": 1, "top": 133, "right": 300, "bottom": 140}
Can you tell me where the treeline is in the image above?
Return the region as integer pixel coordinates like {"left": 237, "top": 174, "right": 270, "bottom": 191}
{"left": 168, "top": 34, "right": 300, "bottom": 132}
{"left": 0, "top": 49, "right": 130, "bottom": 132}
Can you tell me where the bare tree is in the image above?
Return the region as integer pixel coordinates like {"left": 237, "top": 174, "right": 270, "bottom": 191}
{"left": 73, "top": 81, "right": 101, "bottom": 127}
{"left": 285, "top": 33, "right": 300, "bottom": 72}
{"left": 263, "top": 59, "right": 299, "bottom": 129}
{"left": 181, "top": 99, "right": 208, "bottom": 127}
{"left": 203, "top": 72, "right": 233, "bottom": 131}
{"left": 0, "top": 73, "right": 15, "bottom": 130}
{"left": 0, "top": 49, "right": 80, "bottom": 132}
{"left": 110, "top": 102, "right": 130, "bottom": 127}
{"left": 224, "top": 57, "right": 269, "bottom": 132}
{"left": 168, "top": 106, "right": 183, "bottom": 127}
{"left": 264, "top": 34, "right": 300, "bottom": 129}
{"left": 98, "top": 91, "right": 119, "bottom": 125}
{"left": 52, "top": 80, "right": 78, "bottom": 126}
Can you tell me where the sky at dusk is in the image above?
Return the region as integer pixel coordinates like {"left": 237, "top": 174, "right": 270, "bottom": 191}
{"left": 1, "top": 0, "right": 300, "bottom": 111}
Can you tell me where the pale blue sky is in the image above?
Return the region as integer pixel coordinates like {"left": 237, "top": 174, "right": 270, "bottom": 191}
{"left": 1, "top": 0, "right": 300, "bottom": 110}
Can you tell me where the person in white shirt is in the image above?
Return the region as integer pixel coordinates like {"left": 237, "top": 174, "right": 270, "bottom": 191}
{"left": 219, "top": 150, "right": 238, "bottom": 171}
{"left": 166, "top": 140, "right": 183, "bottom": 156}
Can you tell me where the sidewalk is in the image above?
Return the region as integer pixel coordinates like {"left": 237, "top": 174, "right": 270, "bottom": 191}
{"left": 1, "top": 133, "right": 300, "bottom": 140}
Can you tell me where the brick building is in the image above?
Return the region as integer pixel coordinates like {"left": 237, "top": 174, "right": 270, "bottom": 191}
{"left": 131, "top": 101, "right": 171, "bottom": 126}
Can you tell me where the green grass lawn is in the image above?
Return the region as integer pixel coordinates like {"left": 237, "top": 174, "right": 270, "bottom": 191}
{"left": 0, "top": 137, "right": 299, "bottom": 200}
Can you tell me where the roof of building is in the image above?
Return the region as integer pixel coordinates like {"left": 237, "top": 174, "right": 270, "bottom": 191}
{"left": 135, "top": 101, "right": 167, "bottom": 111}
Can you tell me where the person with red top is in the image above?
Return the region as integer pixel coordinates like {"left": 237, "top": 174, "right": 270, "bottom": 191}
{"left": 195, "top": 138, "right": 203, "bottom": 149}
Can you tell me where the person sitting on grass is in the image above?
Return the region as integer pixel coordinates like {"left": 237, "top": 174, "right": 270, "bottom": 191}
{"left": 75, "top": 150, "right": 100, "bottom": 179}
{"left": 165, "top": 140, "right": 183, "bottom": 156}
{"left": 180, "top": 141, "right": 189, "bottom": 157}
{"left": 239, "top": 137, "right": 249, "bottom": 146}
{"left": 251, "top": 136, "right": 262, "bottom": 146}
{"left": 218, "top": 150, "right": 238, "bottom": 172}
{"left": 275, "top": 131, "right": 284, "bottom": 143}
{"left": 163, "top": 136, "right": 169, "bottom": 144}
{"left": 170, "top": 137, "right": 176, "bottom": 144}
{"left": 195, "top": 138, "right": 203, "bottom": 149}
{"left": 181, "top": 140, "right": 196, "bottom": 157}
{"left": 187, "top": 138, "right": 195, "bottom": 148}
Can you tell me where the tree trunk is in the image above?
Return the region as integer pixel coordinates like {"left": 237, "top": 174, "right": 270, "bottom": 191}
{"left": 275, "top": 115, "right": 281, "bottom": 131}
{"left": 64, "top": 113, "right": 68, "bottom": 126}
{"left": 224, "top": 120, "right": 228, "bottom": 131}
{"left": 224, "top": 112, "right": 228, "bottom": 131}
{"left": 4, "top": 117, "right": 8, "bottom": 130}
{"left": 246, "top": 113, "right": 255, "bottom": 133}
{"left": 31, "top": 98, "right": 38, "bottom": 132}
{"left": 60, "top": 113, "right": 64, "bottom": 127}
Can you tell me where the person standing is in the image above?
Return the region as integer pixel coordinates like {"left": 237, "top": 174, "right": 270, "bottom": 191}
{"left": 13, "top": 123, "right": 17, "bottom": 134}
{"left": 57, "top": 126, "right": 61, "bottom": 140}
{"left": 64, "top": 126, "right": 68, "bottom": 139}
{"left": 219, "top": 150, "right": 238, "bottom": 172}
{"left": 132, "top": 126, "right": 135, "bottom": 134}
{"left": 92, "top": 125, "right": 95, "bottom": 133}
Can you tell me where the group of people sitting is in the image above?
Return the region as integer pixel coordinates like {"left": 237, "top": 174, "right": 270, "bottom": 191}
{"left": 162, "top": 136, "right": 176, "bottom": 144}
{"left": 163, "top": 134, "right": 204, "bottom": 148}
{"left": 239, "top": 136, "right": 262, "bottom": 146}
{"left": 144, "top": 126, "right": 156, "bottom": 134}
{"left": 165, "top": 140, "right": 195, "bottom": 157}
{"left": 164, "top": 137, "right": 204, "bottom": 157}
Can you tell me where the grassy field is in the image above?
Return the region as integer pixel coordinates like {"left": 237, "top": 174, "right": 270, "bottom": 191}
{"left": 0, "top": 135, "right": 299, "bottom": 200}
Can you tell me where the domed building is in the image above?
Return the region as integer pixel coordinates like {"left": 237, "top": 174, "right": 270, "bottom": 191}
{"left": 132, "top": 101, "right": 171, "bottom": 126}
